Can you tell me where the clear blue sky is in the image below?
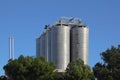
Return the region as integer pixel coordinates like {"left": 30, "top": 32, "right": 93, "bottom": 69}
{"left": 0, "top": 0, "right": 120, "bottom": 75}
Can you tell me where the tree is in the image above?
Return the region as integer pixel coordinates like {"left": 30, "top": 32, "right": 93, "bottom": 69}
{"left": 0, "top": 75, "right": 9, "bottom": 80}
{"left": 65, "top": 59, "right": 95, "bottom": 80}
{"left": 93, "top": 45, "right": 120, "bottom": 80}
{"left": 4, "top": 55, "right": 58, "bottom": 80}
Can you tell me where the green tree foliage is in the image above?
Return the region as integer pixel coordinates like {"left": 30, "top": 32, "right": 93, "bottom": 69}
{"left": 4, "top": 55, "right": 95, "bottom": 80}
{"left": 0, "top": 75, "right": 9, "bottom": 80}
{"left": 93, "top": 45, "right": 120, "bottom": 80}
{"left": 65, "top": 59, "right": 95, "bottom": 80}
{"left": 4, "top": 55, "right": 58, "bottom": 80}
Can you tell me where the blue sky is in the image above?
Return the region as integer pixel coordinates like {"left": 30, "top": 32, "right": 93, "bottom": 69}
{"left": 0, "top": 0, "right": 120, "bottom": 75}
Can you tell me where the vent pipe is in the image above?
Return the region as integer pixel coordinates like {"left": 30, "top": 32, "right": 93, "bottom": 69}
{"left": 9, "top": 37, "right": 14, "bottom": 60}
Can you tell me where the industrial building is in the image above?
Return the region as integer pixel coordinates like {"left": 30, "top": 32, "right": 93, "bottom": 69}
{"left": 36, "top": 17, "right": 89, "bottom": 72}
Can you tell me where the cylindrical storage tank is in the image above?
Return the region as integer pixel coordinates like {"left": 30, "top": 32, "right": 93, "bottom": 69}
{"left": 48, "top": 29, "right": 51, "bottom": 62}
{"left": 39, "top": 35, "right": 42, "bottom": 56}
{"left": 42, "top": 32, "right": 46, "bottom": 57}
{"left": 45, "top": 28, "right": 51, "bottom": 62}
{"left": 51, "top": 24, "right": 70, "bottom": 71}
{"left": 45, "top": 31, "right": 48, "bottom": 61}
{"left": 51, "top": 26, "right": 55, "bottom": 62}
{"left": 71, "top": 26, "right": 89, "bottom": 64}
{"left": 39, "top": 33, "right": 45, "bottom": 57}
{"left": 36, "top": 37, "right": 40, "bottom": 57}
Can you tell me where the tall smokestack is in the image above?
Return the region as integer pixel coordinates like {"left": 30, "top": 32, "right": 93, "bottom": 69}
{"left": 9, "top": 37, "right": 14, "bottom": 60}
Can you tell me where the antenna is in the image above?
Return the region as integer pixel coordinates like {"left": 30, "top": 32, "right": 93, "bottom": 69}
{"left": 9, "top": 37, "right": 14, "bottom": 60}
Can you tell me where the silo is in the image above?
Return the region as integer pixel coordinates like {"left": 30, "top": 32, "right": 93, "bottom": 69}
{"left": 50, "top": 26, "right": 55, "bottom": 62}
{"left": 51, "top": 24, "right": 70, "bottom": 71}
{"left": 39, "top": 35, "right": 42, "bottom": 56}
{"left": 51, "top": 26, "right": 55, "bottom": 62}
{"left": 71, "top": 25, "right": 89, "bottom": 64}
{"left": 48, "top": 29, "right": 51, "bottom": 62}
{"left": 39, "top": 33, "right": 45, "bottom": 57}
{"left": 45, "top": 30, "right": 48, "bottom": 61}
{"left": 45, "top": 28, "right": 51, "bottom": 61}
{"left": 36, "top": 37, "right": 40, "bottom": 57}
{"left": 42, "top": 32, "right": 46, "bottom": 57}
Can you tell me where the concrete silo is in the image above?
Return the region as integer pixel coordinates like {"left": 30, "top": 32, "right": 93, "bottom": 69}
{"left": 36, "top": 37, "right": 40, "bottom": 57}
{"left": 36, "top": 17, "right": 89, "bottom": 71}
{"left": 48, "top": 29, "right": 51, "bottom": 62}
{"left": 39, "top": 32, "right": 46, "bottom": 57}
{"left": 42, "top": 33, "right": 46, "bottom": 57}
{"left": 71, "top": 25, "right": 89, "bottom": 64}
{"left": 45, "top": 27, "right": 51, "bottom": 62}
{"left": 39, "top": 35, "right": 42, "bottom": 56}
{"left": 51, "top": 23, "right": 70, "bottom": 71}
